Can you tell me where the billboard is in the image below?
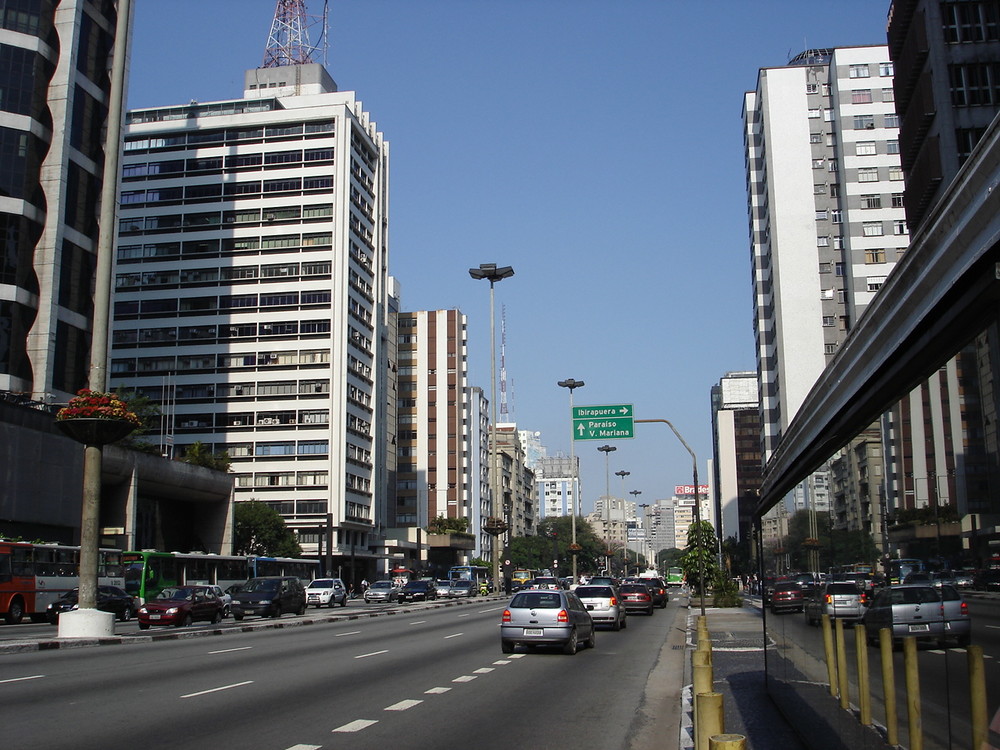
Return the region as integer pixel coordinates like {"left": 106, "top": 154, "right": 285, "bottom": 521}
{"left": 674, "top": 484, "right": 710, "bottom": 496}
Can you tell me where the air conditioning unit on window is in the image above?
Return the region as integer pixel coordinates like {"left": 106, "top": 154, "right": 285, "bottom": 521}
{"left": 232, "top": 419, "right": 244, "bottom": 426}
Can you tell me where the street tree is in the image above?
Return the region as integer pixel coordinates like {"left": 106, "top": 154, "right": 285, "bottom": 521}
{"left": 680, "top": 521, "right": 719, "bottom": 593}
{"left": 234, "top": 500, "right": 302, "bottom": 558}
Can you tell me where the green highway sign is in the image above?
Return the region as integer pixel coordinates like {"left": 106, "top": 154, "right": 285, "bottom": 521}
{"left": 572, "top": 403, "right": 635, "bottom": 441}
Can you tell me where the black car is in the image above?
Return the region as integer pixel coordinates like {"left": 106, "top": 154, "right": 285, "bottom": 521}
{"left": 398, "top": 579, "right": 438, "bottom": 603}
{"left": 231, "top": 576, "right": 307, "bottom": 620}
{"left": 46, "top": 586, "right": 136, "bottom": 624}
{"left": 639, "top": 577, "right": 669, "bottom": 608}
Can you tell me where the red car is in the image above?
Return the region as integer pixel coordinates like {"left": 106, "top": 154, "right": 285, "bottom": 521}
{"left": 618, "top": 583, "right": 655, "bottom": 615}
{"left": 137, "top": 585, "right": 224, "bottom": 629}
{"left": 770, "top": 582, "right": 805, "bottom": 614}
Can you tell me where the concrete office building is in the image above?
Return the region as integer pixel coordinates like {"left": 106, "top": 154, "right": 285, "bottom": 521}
{"left": 535, "top": 454, "right": 579, "bottom": 519}
{"left": 109, "top": 62, "right": 390, "bottom": 577}
{"left": 711, "top": 371, "right": 763, "bottom": 542}
{"left": 1, "top": 1, "right": 123, "bottom": 399}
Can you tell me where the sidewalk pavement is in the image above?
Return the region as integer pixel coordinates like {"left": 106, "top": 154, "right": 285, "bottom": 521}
{"left": 680, "top": 593, "right": 807, "bottom": 750}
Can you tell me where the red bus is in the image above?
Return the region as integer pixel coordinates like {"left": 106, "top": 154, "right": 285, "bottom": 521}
{"left": 0, "top": 540, "right": 124, "bottom": 624}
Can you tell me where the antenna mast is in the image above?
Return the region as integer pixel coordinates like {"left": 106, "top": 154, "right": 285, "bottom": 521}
{"left": 500, "top": 305, "right": 510, "bottom": 422}
{"left": 263, "top": 0, "right": 329, "bottom": 68}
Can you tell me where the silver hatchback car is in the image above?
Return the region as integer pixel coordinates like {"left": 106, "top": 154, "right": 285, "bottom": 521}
{"left": 574, "top": 584, "right": 627, "bottom": 631}
{"left": 804, "top": 581, "right": 867, "bottom": 625}
{"left": 500, "top": 589, "right": 596, "bottom": 654}
{"left": 862, "top": 584, "right": 970, "bottom": 647}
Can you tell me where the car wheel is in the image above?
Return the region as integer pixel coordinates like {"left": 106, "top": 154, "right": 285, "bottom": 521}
{"left": 119, "top": 606, "right": 133, "bottom": 623}
{"left": 621, "top": 616, "right": 628, "bottom": 629}
{"left": 612, "top": 617, "right": 622, "bottom": 632}
{"left": 270, "top": 604, "right": 281, "bottom": 618}
{"left": 211, "top": 609, "right": 222, "bottom": 625}
{"left": 223, "top": 605, "right": 231, "bottom": 618}
{"left": 647, "top": 606, "right": 654, "bottom": 616}
{"left": 586, "top": 627, "right": 597, "bottom": 649}
{"left": 501, "top": 639, "right": 515, "bottom": 654}
{"left": 297, "top": 602, "right": 306, "bottom": 616}
{"left": 562, "top": 628, "right": 579, "bottom": 655}
{"left": 340, "top": 596, "right": 347, "bottom": 607}
{"left": 233, "top": 613, "right": 244, "bottom": 621}
{"left": 5, "top": 597, "right": 24, "bottom": 625}
{"left": 177, "top": 613, "right": 193, "bottom": 628}
{"left": 138, "top": 622, "right": 150, "bottom": 630}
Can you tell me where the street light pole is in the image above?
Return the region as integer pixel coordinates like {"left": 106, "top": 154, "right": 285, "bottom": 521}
{"left": 629, "top": 490, "right": 642, "bottom": 576}
{"left": 615, "top": 470, "right": 629, "bottom": 574}
{"left": 557, "top": 379, "right": 584, "bottom": 583}
{"left": 635, "top": 418, "right": 707, "bottom": 616}
{"left": 469, "top": 263, "right": 514, "bottom": 595}
{"left": 598, "top": 444, "right": 617, "bottom": 573}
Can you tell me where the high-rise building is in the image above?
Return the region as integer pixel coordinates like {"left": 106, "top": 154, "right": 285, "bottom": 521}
{"left": 744, "top": 46, "right": 907, "bottom": 459}
{"left": 1, "top": 1, "right": 123, "bottom": 399}
{"left": 710, "top": 371, "right": 762, "bottom": 542}
{"left": 535, "top": 454, "right": 578, "bottom": 518}
{"left": 109, "top": 62, "right": 389, "bottom": 576}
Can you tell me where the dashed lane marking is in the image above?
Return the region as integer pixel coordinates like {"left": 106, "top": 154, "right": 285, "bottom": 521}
{"left": 385, "top": 699, "right": 423, "bottom": 711}
{"left": 208, "top": 646, "right": 252, "bottom": 654}
{"left": 354, "top": 650, "right": 388, "bottom": 659}
{"left": 409, "top": 621, "right": 426, "bottom": 625}
{"left": 425, "top": 687, "right": 452, "bottom": 694}
{"left": 0, "top": 675, "right": 44, "bottom": 684}
{"left": 444, "top": 633, "right": 464, "bottom": 639}
{"left": 181, "top": 680, "right": 253, "bottom": 698}
{"left": 333, "top": 719, "right": 378, "bottom": 733}
{"left": 452, "top": 675, "right": 478, "bottom": 682}
{"left": 473, "top": 667, "right": 494, "bottom": 674}
{"left": 285, "top": 745, "right": 321, "bottom": 749}
{"left": 493, "top": 660, "right": 511, "bottom": 665}
{"left": 335, "top": 631, "right": 361, "bottom": 637}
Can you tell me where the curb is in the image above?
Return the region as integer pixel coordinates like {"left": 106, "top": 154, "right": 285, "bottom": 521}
{"left": 0, "top": 594, "right": 502, "bottom": 655}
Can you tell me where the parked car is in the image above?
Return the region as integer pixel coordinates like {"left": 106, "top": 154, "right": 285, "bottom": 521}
{"left": 862, "top": 584, "right": 970, "bottom": 647}
{"left": 804, "top": 581, "right": 867, "bottom": 625}
{"left": 769, "top": 582, "right": 804, "bottom": 614}
{"left": 207, "top": 585, "right": 232, "bottom": 617}
{"left": 618, "top": 583, "right": 655, "bottom": 615}
{"left": 364, "top": 580, "right": 400, "bottom": 603}
{"left": 639, "top": 577, "right": 669, "bottom": 608}
{"left": 46, "top": 586, "right": 136, "bottom": 624}
{"left": 137, "top": 585, "right": 224, "bottom": 629}
{"left": 447, "top": 580, "right": 478, "bottom": 598}
{"left": 436, "top": 580, "right": 454, "bottom": 597}
{"left": 232, "top": 576, "right": 307, "bottom": 620}
{"left": 574, "top": 584, "right": 627, "bottom": 630}
{"left": 500, "top": 588, "right": 596, "bottom": 654}
{"left": 305, "top": 578, "right": 347, "bottom": 608}
{"left": 398, "top": 579, "right": 438, "bottom": 603}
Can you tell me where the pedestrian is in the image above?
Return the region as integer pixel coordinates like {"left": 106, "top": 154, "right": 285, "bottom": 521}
{"left": 361, "top": 578, "right": 369, "bottom": 593}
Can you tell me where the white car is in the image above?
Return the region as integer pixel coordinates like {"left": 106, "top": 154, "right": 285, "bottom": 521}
{"left": 208, "top": 585, "right": 233, "bottom": 617}
{"left": 306, "top": 578, "right": 348, "bottom": 607}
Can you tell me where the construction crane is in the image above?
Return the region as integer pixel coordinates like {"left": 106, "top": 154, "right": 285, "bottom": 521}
{"left": 262, "top": 0, "right": 329, "bottom": 68}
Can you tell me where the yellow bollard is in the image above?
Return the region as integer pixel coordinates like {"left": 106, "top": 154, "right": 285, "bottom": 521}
{"left": 835, "top": 617, "right": 849, "bottom": 710}
{"left": 709, "top": 735, "right": 746, "bottom": 750}
{"left": 969, "top": 645, "right": 987, "bottom": 750}
{"left": 879, "top": 628, "right": 898, "bottom": 746}
{"left": 695, "top": 691, "right": 724, "bottom": 750}
{"left": 692, "top": 648, "right": 712, "bottom": 668}
{"left": 693, "top": 661, "right": 714, "bottom": 726}
{"left": 854, "top": 623, "right": 871, "bottom": 726}
{"left": 903, "top": 636, "right": 922, "bottom": 750}
{"left": 822, "top": 614, "right": 837, "bottom": 698}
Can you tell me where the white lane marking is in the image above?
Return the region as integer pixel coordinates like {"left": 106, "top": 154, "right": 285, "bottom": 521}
{"left": 0, "top": 675, "right": 44, "bottom": 684}
{"left": 477, "top": 607, "right": 505, "bottom": 613}
{"left": 181, "top": 680, "right": 253, "bottom": 698}
{"left": 453, "top": 675, "right": 478, "bottom": 683}
{"left": 425, "top": 687, "right": 452, "bottom": 694}
{"left": 444, "top": 633, "right": 464, "bottom": 639}
{"left": 333, "top": 719, "right": 378, "bottom": 733}
{"left": 385, "top": 699, "right": 423, "bottom": 711}
{"left": 987, "top": 625, "right": 1000, "bottom": 629}
{"left": 409, "top": 620, "right": 426, "bottom": 625}
{"left": 508, "top": 653, "right": 526, "bottom": 659}
{"left": 474, "top": 667, "right": 494, "bottom": 674}
{"left": 493, "top": 660, "right": 511, "bottom": 665}
{"left": 355, "top": 650, "right": 388, "bottom": 659}
{"left": 208, "top": 646, "right": 252, "bottom": 654}
{"left": 336, "top": 631, "right": 361, "bottom": 637}
{"left": 286, "top": 745, "right": 322, "bottom": 749}
{"left": 457, "top": 613, "right": 472, "bottom": 618}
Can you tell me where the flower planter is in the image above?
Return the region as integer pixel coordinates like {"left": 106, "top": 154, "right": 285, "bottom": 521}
{"left": 56, "top": 418, "right": 136, "bottom": 446}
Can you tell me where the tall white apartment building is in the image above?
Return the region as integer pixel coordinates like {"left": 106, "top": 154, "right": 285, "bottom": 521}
{"left": 535, "top": 454, "right": 578, "bottom": 518}
{"left": 744, "top": 47, "right": 906, "bottom": 488}
{"left": 110, "top": 64, "right": 389, "bottom": 573}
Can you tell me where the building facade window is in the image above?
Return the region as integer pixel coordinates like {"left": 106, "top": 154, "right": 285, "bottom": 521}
{"left": 850, "top": 64, "right": 871, "bottom": 78}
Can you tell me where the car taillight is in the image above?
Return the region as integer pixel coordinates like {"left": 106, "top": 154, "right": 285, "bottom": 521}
{"left": 961, "top": 601, "right": 968, "bottom": 615}
{"left": 558, "top": 609, "right": 569, "bottom": 623}
{"left": 860, "top": 593, "right": 867, "bottom": 604}
{"left": 610, "top": 597, "right": 618, "bottom": 606}
{"left": 825, "top": 595, "right": 832, "bottom": 604}
{"left": 502, "top": 609, "right": 511, "bottom": 623}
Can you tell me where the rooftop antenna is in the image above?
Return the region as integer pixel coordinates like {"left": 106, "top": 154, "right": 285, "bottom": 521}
{"left": 263, "top": 0, "right": 329, "bottom": 68}
{"left": 499, "top": 305, "right": 510, "bottom": 422}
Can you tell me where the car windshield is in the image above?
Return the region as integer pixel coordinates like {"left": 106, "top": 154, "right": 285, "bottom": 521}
{"left": 371, "top": 581, "right": 392, "bottom": 589}
{"left": 575, "top": 586, "right": 613, "bottom": 598}
{"left": 157, "top": 587, "right": 194, "bottom": 601}
{"left": 826, "top": 583, "right": 860, "bottom": 594}
{"left": 308, "top": 580, "right": 333, "bottom": 589}
{"left": 243, "top": 579, "right": 279, "bottom": 593}
{"left": 510, "top": 592, "right": 562, "bottom": 609}
{"left": 404, "top": 581, "right": 428, "bottom": 589}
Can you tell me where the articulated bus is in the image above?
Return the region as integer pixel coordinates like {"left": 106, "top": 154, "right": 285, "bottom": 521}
{"left": 0, "top": 540, "right": 124, "bottom": 624}
{"left": 122, "top": 551, "right": 320, "bottom": 603}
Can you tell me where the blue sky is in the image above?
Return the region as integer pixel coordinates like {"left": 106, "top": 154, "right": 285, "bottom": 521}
{"left": 127, "top": 0, "right": 894, "bottom": 517}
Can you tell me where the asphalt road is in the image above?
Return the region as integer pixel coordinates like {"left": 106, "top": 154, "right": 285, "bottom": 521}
{"left": 1, "top": 596, "right": 685, "bottom": 750}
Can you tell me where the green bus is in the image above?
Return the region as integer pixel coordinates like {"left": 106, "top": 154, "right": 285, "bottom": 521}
{"left": 665, "top": 567, "right": 685, "bottom": 587}
{"left": 122, "top": 551, "right": 319, "bottom": 602}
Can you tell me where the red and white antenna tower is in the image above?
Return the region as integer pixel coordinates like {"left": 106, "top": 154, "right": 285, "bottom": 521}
{"left": 263, "top": 0, "right": 329, "bottom": 68}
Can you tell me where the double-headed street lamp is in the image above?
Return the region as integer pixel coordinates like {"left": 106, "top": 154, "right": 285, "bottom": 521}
{"left": 628, "top": 489, "right": 642, "bottom": 576}
{"left": 469, "top": 263, "right": 514, "bottom": 594}
{"left": 597, "top": 445, "right": 617, "bottom": 571}
{"left": 557, "top": 378, "right": 584, "bottom": 584}
{"left": 615, "top": 469, "right": 629, "bottom": 574}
